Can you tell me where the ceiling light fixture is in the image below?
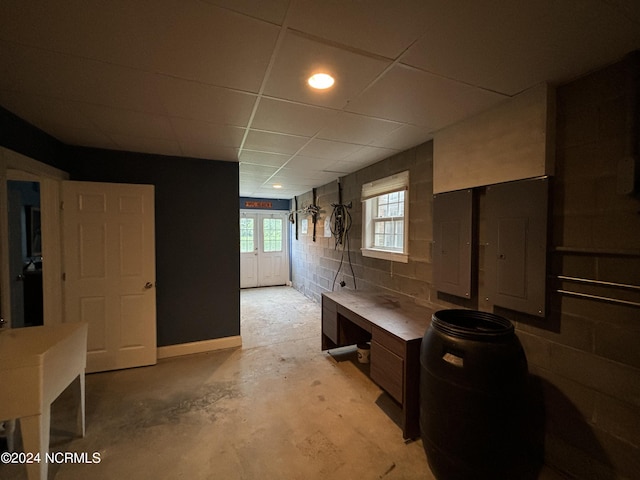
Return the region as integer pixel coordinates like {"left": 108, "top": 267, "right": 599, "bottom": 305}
{"left": 308, "top": 73, "right": 335, "bottom": 90}
{"left": 273, "top": 184, "right": 283, "bottom": 189}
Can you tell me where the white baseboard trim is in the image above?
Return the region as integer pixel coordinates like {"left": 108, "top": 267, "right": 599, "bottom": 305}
{"left": 157, "top": 335, "right": 242, "bottom": 359}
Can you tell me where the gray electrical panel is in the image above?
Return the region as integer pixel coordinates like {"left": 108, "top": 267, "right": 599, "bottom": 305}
{"left": 433, "top": 189, "right": 473, "bottom": 299}
{"left": 485, "top": 177, "right": 549, "bottom": 317}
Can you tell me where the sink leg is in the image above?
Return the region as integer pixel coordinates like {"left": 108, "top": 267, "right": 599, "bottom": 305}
{"left": 20, "top": 409, "right": 50, "bottom": 480}
{"left": 73, "top": 373, "right": 86, "bottom": 437}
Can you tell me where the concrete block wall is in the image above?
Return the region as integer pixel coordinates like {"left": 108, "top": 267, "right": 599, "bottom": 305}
{"left": 290, "top": 54, "right": 640, "bottom": 479}
{"left": 291, "top": 142, "right": 456, "bottom": 307}
{"left": 512, "top": 56, "right": 640, "bottom": 479}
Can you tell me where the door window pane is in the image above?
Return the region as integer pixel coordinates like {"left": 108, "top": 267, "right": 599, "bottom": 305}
{"left": 240, "top": 218, "right": 254, "bottom": 253}
{"left": 263, "top": 218, "right": 282, "bottom": 252}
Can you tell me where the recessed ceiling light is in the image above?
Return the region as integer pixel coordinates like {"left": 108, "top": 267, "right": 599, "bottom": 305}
{"left": 308, "top": 73, "right": 335, "bottom": 90}
{"left": 273, "top": 184, "right": 283, "bottom": 189}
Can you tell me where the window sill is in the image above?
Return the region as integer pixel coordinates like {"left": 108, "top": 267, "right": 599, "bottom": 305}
{"left": 361, "top": 248, "right": 409, "bottom": 263}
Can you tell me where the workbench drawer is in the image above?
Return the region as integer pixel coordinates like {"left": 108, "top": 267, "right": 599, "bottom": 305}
{"left": 371, "top": 340, "right": 403, "bottom": 404}
{"left": 372, "top": 325, "right": 404, "bottom": 357}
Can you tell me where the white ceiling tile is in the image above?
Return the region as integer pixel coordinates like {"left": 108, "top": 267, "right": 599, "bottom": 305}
{"left": 180, "top": 142, "right": 239, "bottom": 161}
{"left": 199, "top": 0, "right": 289, "bottom": 25}
{"left": 170, "top": 118, "right": 245, "bottom": 148}
{"left": 239, "top": 178, "right": 263, "bottom": 188}
{"left": 251, "top": 98, "right": 337, "bottom": 136}
{"left": 316, "top": 112, "right": 402, "bottom": 145}
{"left": 243, "top": 130, "right": 310, "bottom": 155}
{"left": 73, "top": 104, "right": 175, "bottom": 139}
{"left": 346, "top": 64, "right": 507, "bottom": 129}
{"left": 54, "top": 127, "right": 119, "bottom": 150}
{"left": 262, "top": 169, "right": 338, "bottom": 194}
{"left": 401, "top": 0, "right": 640, "bottom": 95}
{"left": 284, "top": 155, "right": 337, "bottom": 171}
{"left": 0, "top": 0, "right": 173, "bottom": 69}
{"left": 0, "top": 91, "right": 119, "bottom": 151}
{"left": 4, "top": 43, "right": 167, "bottom": 114}
{"left": 0, "top": 41, "right": 20, "bottom": 92}
{"left": 326, "top": 157, "right": 374, "bottom": 173}
{"left": 272, "top": 167, "right": 333, "bottom": 182}
{"left": 156, "top": 76, "right": 256, "bottom": 126}
{"left": 109, "top": 133, "right": 183, "bottom": 157}
{"left": 343, "top": 145, "right": 399, "bottom": 165}
{"left": 2, "top": 1, "right": 639, "bottom": 202}
{"left": 149, "top": 1, "right": 280, "bottom": 91}
{"left": 0, "top": 91, "right": 92, "bottom": 134}
{"left": 615, "top": 0, "right": 640, "bottom": 22}
{"left": 239, "top": 163, "right": 280, "bottom": 176}
{"left": 297, "top": 138, "right": 362, "bottom": 160}
{"left": 263, "top": 31, "right": 391, "bottom": 109}
{"left": 400, "top": 1, "right": 543, "bottom": 95}
{"left": 272, "top": 168, "right": 339, "bottom": 188}
{"left": 239, "top": 176, "right": 264, "bottom": 186}
{"left": 239, "top": 150, "right": 290, "bottom": 167}
{"left": 288, "top": 0, "right": 431, "bottom": 59}
{"left": 369, "top": 124, "right": 433, "bottom": 150}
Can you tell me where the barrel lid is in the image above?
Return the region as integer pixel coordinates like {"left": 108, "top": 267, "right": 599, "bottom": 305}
{"left": 431, "top": 309, "right": 514, "bottom": 340}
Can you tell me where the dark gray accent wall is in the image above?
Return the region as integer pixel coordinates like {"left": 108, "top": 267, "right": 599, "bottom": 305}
{"left": 0, "top": 106, "right": 67, "bottom": 170}
{"left": 1, "top": 108, "right": 240, "bottom": 348}
{"left": 66, "top": 147, "right": 240, "bottom": 347}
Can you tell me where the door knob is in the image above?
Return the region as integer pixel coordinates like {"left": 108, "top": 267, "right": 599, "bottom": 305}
{"left": 144, "top": 282, "right": 154, "bottom": 289}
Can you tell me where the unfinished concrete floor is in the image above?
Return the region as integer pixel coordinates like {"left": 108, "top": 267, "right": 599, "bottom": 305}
{"left": 1, "top": 286, "right": 568, "bottom": 479}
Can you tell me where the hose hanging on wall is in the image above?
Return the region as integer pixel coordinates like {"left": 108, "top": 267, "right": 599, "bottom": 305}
{"left": 329, "top": 202, "right": 352, "bottom": 248}
{"left": 292, "top": 196, "right": 298, "bottom": 240}
{"left": 330, "top": 197, "right": 356, "bottom": 291}
{"left": 311, "top": 188, "right": 318, "bottom": 242}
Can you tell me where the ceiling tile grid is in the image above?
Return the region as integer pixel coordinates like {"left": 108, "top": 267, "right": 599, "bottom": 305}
{"left": 1, "top": 0, "right": 639, "bottom": 198}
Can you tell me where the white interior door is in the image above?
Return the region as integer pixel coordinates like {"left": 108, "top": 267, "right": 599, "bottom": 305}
{"left": 240, "top": 211, "right": 289, "bottom": 288}
{"left": 62, "top": 181, "right": 156, "bottom": 373}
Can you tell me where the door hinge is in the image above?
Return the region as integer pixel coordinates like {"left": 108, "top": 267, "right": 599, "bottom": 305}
{"left": 60, "top": 201, "right": 64, "bottom": 210}
{"left": 62, "top": 272, "right": 66, "bottom": 281}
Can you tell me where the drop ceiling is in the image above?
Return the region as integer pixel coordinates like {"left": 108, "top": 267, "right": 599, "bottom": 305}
{"left": 1, "top": 0, "right": 639, "bottom": 199}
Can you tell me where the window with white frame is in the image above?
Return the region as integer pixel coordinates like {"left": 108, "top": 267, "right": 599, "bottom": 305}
{"left": 361, "top": 171, "right": 409, "bottom": 263}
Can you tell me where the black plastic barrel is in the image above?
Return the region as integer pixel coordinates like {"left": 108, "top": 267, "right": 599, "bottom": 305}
{"left": 420, "top": 310, "right": 528, "bottom": 480}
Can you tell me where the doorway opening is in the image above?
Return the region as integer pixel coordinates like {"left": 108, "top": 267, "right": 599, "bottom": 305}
{"left": 7, "top": 180, "right": 43, "bottom": 328}
{"left": 240, "top": 210, "right": 289, "bottom": 288}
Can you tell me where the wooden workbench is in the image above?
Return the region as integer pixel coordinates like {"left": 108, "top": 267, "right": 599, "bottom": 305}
{"left": 321, "top": 290, "right": 433, "bottom": 439}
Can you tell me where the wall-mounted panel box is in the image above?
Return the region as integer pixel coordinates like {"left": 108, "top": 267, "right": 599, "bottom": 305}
{"left": 433, "top": 189, "right": 473, "bottom": 299}
{"left": 485, "top": 177, "right": 549, "bottom": 317}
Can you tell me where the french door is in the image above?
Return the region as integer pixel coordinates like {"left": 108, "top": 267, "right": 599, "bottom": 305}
{"left": 240, "top": 211, "right": 289, "bottom": 288}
